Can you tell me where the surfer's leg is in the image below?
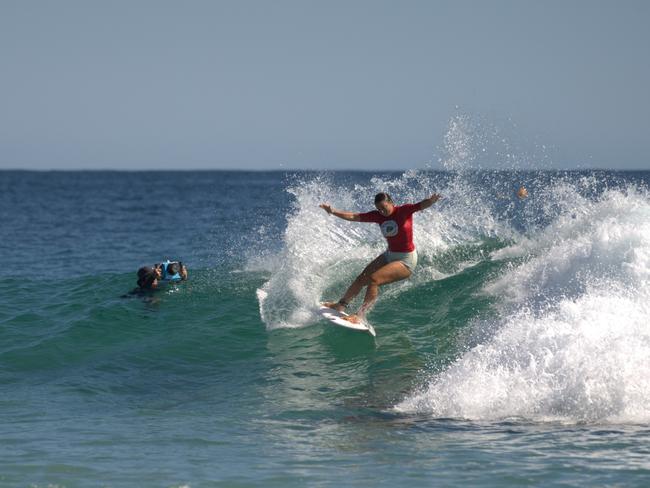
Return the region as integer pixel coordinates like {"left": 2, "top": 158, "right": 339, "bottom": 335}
{"left": 357, "top": 261, "right": 411, "bottom": 317}
{"left": 324, "top": 254, "right": 387, "bottom": 312}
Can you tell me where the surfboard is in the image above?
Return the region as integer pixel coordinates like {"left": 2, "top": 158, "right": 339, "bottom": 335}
{"left": 318, "top": 306, "right": 376, "bottom": 337}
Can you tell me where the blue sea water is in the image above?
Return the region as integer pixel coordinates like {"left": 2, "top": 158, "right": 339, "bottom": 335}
{"left": 1, "top": 167, "right": 650, "bottom": 487}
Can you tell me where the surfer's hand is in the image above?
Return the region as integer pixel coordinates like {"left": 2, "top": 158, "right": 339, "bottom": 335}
{"left": 419, "top": 194, "right": 442, "bottom": 210}
{"left": 319, "top": 204, "right": 333, "bottom": 215}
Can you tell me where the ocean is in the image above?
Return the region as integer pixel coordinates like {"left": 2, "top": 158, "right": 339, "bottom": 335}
{"left": 1, "top": 167, "right": 650, "bottom": 487}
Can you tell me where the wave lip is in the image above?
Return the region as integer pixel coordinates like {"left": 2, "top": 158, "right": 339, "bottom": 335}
{"left": 487, "top": 188, "right": 650, "bottom": 306}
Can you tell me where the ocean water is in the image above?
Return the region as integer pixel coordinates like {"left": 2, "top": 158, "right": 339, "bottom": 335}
{"left": 2, "top": 166, "right": 650, "bottom": 487}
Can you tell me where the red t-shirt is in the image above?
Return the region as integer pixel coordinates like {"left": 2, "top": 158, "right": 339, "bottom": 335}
{"left": 358, "top": 203, "right": 420, "bottom": 252}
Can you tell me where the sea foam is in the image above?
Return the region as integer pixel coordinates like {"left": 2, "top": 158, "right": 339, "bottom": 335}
{"left": 397, "top": 187, "right": 650, "bottom": 423}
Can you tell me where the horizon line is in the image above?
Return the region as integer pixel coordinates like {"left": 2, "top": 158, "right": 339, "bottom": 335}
{"left": 1, "top": 167, "right": 648, "bottom": 173}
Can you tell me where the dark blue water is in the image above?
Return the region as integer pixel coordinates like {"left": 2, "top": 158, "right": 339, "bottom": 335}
{"left": 2, "top": 170, "right": 650, "bottom": 487}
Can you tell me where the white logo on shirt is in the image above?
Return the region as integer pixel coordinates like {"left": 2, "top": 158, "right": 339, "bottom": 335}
{"left": 380, "top": 220, "right": 398, "bottom": 237}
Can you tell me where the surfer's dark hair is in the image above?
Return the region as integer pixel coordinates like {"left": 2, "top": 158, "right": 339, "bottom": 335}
{"left": 137, "top": 266, "right": 157, "bottom": 289}
{"left": 374, "top": 192, "right": 393, "bottom": 205}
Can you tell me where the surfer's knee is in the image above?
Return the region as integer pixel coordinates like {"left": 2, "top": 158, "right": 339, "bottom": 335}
{"left": 368, "top": 273, "right": 382, "bottom": 287}
{"left": 353, "top": 272, "right": 371, "bottom": 286}
{"left": 359, "top": 267, "right": 374, "bottom": 282}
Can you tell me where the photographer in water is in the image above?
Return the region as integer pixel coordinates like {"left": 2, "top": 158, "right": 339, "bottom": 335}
{"left": 125, "top": 260, "right": 189, "bottom": 297}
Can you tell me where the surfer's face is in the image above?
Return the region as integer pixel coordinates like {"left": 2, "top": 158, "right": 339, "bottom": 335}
{"left": 376, "top": 200, "right": 394, "bottom": 216}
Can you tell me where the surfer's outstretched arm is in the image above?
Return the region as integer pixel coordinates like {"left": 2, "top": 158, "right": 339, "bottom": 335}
{"left": 319, "top": 204, "right": 361, "bottom": 222}
{"left": 417, "top": 193, "right": 442, "bottom": 210}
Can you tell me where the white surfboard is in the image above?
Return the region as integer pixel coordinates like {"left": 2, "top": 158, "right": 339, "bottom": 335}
{"left": 318, "top": 306, "right": 376, "bottom": 337}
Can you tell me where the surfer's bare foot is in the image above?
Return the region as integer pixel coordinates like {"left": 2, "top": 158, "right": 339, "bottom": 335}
{"left": 343, "top": 314, "right": 361, "bottom": 324}
{"left": 322, "top": 301, "right": 345, "bottom": 312}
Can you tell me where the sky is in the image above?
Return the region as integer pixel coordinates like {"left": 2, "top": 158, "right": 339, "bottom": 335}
{"left": 1, "top": 0, "right": 649, "bottom": 170}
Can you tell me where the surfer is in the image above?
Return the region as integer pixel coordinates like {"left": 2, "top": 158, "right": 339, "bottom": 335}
{"left": 319, "top": 192, "right": 442, "bottom": 323}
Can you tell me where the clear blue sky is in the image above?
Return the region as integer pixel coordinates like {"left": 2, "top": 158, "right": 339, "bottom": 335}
{"left": 1, "top": 0, "right": 648, "bottom": 170}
